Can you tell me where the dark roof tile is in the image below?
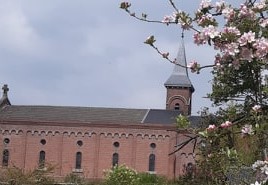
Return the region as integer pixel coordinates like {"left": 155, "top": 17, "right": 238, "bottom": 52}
{"left": 0, "top": 105, "right": 202, "bottom": 127}
{"left": 0, "top": 105, "right": 147, "bottom": 123}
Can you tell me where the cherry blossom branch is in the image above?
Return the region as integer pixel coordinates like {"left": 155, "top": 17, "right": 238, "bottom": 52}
{"left": 168, "top": 0, "right": 180, "bottom": 13}
{"left": 168, "top": 114, "right": 246, "bottom": 156}
{"left": 169, "top": 135, "right": 199, "bottom": 156}
{"left": 144, "top": 35, "right": 215, "bottom": 73}
{"left": 120, "top": 2, "right": 200, "bottom": 33}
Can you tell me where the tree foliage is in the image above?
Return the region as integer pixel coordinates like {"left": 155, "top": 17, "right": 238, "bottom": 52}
{"left": 104, "top": 165, "right": 174, "bottom": 185}
{"left": 120, "top": 0, "right": 268, "bottom": 184}
{"left": 0, "top": 166, "right": 55, "bottom": 185}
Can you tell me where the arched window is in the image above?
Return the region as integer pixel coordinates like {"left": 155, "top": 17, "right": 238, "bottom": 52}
{"left": 75, "top": 152, "right": 82, "bottom": 169}
{"left": 174, "top": 103, "right": 180, "bottom": 110}
{"left": 148, "top": 154, "right": 155, "bottom": 172}
{"left": 2, "top": 149, "right": 9, "bottom": 167}
{"left": 185, "top": 162, "right": 194, "bottom": 176}
{"left": 112, "top": 153, "right": 119, "bottom": 167}
{"left": 39, "top": 151, "right": 46, "bottom": 168}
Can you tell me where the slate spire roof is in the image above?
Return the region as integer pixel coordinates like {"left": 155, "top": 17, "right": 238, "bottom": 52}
{"left": 164, "top": 33, "right": 194, "bottom": 92}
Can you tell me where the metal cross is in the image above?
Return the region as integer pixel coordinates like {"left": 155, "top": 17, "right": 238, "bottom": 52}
{"left": 2, "top": 84, "right": 9, "bottom": 96}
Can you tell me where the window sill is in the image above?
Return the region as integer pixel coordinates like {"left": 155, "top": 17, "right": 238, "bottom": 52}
{"left": 72, "top": 168, "right": 83, "bottom": 173}
{"left": 147, "top": 171, "right": 156, "bottom": 175}
{"left": 37, "top": 167, "right": 47, "bottom": 171}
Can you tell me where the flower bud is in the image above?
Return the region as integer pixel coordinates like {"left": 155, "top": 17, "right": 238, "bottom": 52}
{"left": 120, "top": 2, "right": 131, "bottom": 10}
{"left": 144, "top": 35, "right": 156, "bottom": 46}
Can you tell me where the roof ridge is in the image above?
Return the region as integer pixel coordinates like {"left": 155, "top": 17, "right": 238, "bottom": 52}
{"left": 8, "top": 105, "right": 148, "bottom": 110}
{"left": 141, "top": 109, "right": 150, "bottom": 123}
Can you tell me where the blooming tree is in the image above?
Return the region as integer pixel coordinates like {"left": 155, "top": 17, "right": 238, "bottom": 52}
{"left": 121, "top": 0, "right": 268, "bottom": 184}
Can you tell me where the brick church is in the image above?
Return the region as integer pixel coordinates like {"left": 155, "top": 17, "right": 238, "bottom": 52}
{"left": 0, "top": 38, "right": 200, "bottom": 180}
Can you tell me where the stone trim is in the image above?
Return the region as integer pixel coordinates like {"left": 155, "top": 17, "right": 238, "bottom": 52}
{"left": 0, "top": 128, "right": 172, "bottom": 140}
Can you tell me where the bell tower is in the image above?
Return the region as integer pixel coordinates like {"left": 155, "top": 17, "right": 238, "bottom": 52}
{"left": 164, "top": 34, "right": 194, "bottom": 115}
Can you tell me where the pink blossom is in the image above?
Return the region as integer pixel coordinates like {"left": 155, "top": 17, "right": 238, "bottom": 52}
{"left": 232, "top": 59, "right": 241, "bottom": 70}
{"left": 187, "top": 61, "right": 199, "bottom": 73}
{"left": 207, "top": 124, "right": 216, "bottom": 131}
{"left": 239, "top": 4, "right": 255, "bottom": 19}
{"left": 214, "top": 40, "right": 225, "bottom": 51}
{"left": 199, "top": 0, "right": 211, "bottom": 9}
{"left": 252, "top": 160, "right": 268, "bottom": 179}
{"left": 197, "top": 14, "right": 215, "bottom": 26}
{"left": 162, "top": 52, "right": 169, "bottom": 58}
{"left": 222, "top": 26, "right": 241, "bottom": 36}
{"left": 260, "top": 18, "right": 268, "bottom": 28}
{"left": 193, "top": 32, "right": 207, "bottom": 45}
{"left": 215, "top": 0, "right": 225, "bottom": 13}
{"left": 223, "top": 42, "right": 239, "bottom": 56}
{"left": 252, "top": 105, "right": 261, "bottom": 112}
{"left": 214, "top": 54, "right": 222, "bottom": 65}
{"left": 222, "top": 6, "right": 235, "bottom": 21}
{"left": 203, "top": 25, "right": 220, "bottom": 39}
{"left": 238, "top": 31, "right": 255, "bottom": 46}
{"left": 250, "top": 181, "right": 262, "bottom": 185}
{"left": 254, "top": 0, "right": 266, "bottom": 10}
{"left": 208, "top": 153, "right": 213, "bottom": 158}
{"left": 240, "top": 47, "right": 253, "bottom": 62}
{"left": 241, "top": 124, "right": 254, "bottom": 136}
{"left": 162, "top": 15, "right": 174, "bottom": 25}
{"left": 253, "top": 37, "right": 268, "bottom": 59}
{"left": 220, "top": 121, "right": 232, "bottom": 128}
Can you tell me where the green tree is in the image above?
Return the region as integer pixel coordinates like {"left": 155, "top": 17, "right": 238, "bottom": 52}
{"left": 120, "top": 1, "right": 268, "bottom": 184}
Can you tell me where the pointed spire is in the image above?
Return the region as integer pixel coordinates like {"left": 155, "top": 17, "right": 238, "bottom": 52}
{"left": 164, "top": 32, "right": 194, "bottom": 92}
{"left": 0, "top": 84, "right": 11, "bottom": 108}
{"left": 172, "top": 31, "right": 189, "bottom": 77}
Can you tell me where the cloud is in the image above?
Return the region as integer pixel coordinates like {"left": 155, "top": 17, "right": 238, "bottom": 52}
{"left": 0, "top": 1, "right": 43, "bottom": 56}
{"left": 0, "top": 0, "right": 224, "bottom": 115}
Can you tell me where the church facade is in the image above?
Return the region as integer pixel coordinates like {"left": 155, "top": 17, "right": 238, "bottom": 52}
{"left": 0, "top": 39, "right": 199, "bottom": 180}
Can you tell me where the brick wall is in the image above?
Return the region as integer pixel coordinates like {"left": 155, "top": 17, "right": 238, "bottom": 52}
{"left": 0, "top": 123, "right": 195, "bottom": 180}
{"left": 166, "top": 87, "right": 193, "bottom": 115}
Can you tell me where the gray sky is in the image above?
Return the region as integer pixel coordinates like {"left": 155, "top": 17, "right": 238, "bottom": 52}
{"left": 0, "top": 0, "right": 242, "bottom": 115}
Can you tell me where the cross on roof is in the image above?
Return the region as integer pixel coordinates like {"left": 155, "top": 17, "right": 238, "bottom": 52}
{"left": 2, "top": 84, "right": 9, "bottom": 96}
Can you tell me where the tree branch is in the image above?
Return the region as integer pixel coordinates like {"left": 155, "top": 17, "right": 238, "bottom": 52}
{"left": 168, "top": 0, "right": 180, "bottom": 13}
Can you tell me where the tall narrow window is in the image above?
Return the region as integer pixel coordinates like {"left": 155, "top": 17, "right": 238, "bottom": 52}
{"left": 39, "top": 151, "right": 46, "bottom": 168}
{"left": 112, "top": 153, "right": 119, "bottom": 167}
{"left": 148, "top": 154, "right": 155, "bottom": 172}
{"left": 2, "top": 149, "right": 9, "bottom": 167}
{"left": 185, "top": 162, "right": 194, "bottom": 176}
{"left": 75, "top": 152, "right": 82, "bottom": 169}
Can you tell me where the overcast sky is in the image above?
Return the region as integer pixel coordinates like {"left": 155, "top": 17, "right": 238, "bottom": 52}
{"left": 0, "top": 0, "right": 243, "bottom": 115}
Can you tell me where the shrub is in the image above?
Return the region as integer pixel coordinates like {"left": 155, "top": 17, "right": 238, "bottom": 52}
{"left": 0, "top": 166, "right": 55, "bottom": 185}
{"left": 137, "top": 172, "right": 171, "bottom": 185}
{"left": 64, "top": 173, "right": 86, "bottom": 184}
{"left": 104, "top": 165, "right": 140, "bottom": 185}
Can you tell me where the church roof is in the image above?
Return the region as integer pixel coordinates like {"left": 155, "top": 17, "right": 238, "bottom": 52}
{"left": 0, "top": 105, "right": 147, "bottom": 123}
{"left": 0, "top": 84, "right": 201, "bottom": 126}
{"left": 0, "top": 105, "right": 201, "bottom": 126}
{"left": 164, "top": 35, "right": 194, "bottom": 91}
